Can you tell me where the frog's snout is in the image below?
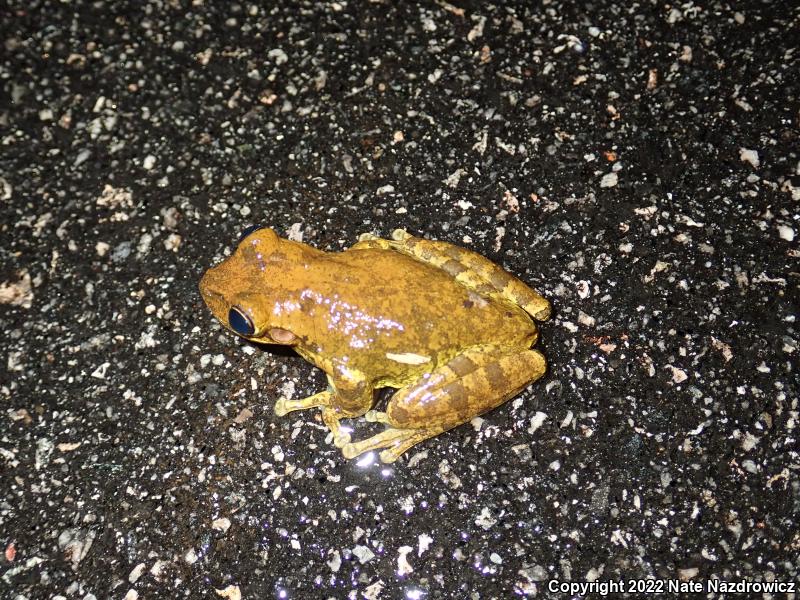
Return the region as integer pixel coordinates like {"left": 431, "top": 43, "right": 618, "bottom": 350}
{"left": 198, "top": 268, "right": 213, "bottom": 300}
{"left": 199, "top": 267, "right": 225, "bottom": 313}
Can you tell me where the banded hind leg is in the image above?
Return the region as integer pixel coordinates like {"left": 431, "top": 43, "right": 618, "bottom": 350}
{"left": 353, "top": 229, "right": 551, "bottom": 321}
{"left": 342, "top": 344, "right": 546, "bottom": 463}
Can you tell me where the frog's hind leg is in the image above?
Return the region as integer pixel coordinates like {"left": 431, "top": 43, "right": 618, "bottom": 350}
{"left": 342, "top": 344, "right": 546, "bottom": 463}
{"left": 353, "top": 230, "right": 550, "bottom": 321}
{"left": 344, "top": 421, "right": 444, "bottom": 464}
{"left": 341, "top": 428, "right": 430, "bottom": 463}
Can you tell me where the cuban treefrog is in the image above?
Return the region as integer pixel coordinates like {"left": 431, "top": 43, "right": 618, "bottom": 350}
{"left": 199, "top": 227, "right": 550, "bottom": 463}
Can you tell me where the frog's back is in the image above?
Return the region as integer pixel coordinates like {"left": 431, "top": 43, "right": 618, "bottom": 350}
{"left": 310, "top": 248, "right": 537, "bottom": 368}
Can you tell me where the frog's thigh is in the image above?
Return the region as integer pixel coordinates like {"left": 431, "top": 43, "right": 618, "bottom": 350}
{"left": 387, "top": 346, "right": 545, "bottom": 430}
{"left": 344, "top": 346, "right": 546, "bottom": 462}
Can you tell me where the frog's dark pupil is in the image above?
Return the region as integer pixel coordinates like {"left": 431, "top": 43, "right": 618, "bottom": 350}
{"left": 238, "top": 224, "right": 266, "bottom": 242}
{"left": 228, "top": 307, "right": 255, "bottom": 336}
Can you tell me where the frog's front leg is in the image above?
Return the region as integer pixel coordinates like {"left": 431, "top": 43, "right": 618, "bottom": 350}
{"left": 343, "top": 345, "right": 545, "bottom": 463}
{"left": 274, "top": 367, "right": 374, "bottom": 448}
{"left": 274, "top": 391, "right": 349, "bottom": 447}
{"left": 274, "top": 390, "right": 331, "bottom": 416}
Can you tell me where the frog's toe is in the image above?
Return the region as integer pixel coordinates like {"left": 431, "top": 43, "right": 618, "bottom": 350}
{"left": 274, "top": 397, "right": 289, "bottom": 416}
{"left": 390, "top": 228, "right": 410, "bottom": 241}
{"left": 333, "top": 431, "right": 351, "bottom": 448}
{"left": 364, "top": 410, "right": 388, "bottom": 423}
{"left": 379, "top": 448, "right": 400, "bottom": 463}
{"left": 341, "top": 442, "right": 359, "bottom": 459}
{"left": 358, "top": 232, "right": 379, "bottom": 242}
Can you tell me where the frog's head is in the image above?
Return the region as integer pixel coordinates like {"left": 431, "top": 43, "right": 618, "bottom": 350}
{"left": 199, "top": 225, "right": 316, "bottom": 346}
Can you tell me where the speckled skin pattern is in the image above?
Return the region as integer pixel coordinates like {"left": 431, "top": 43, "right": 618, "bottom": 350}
{"left": 1, "top": 1, "right": 797, "bottom": 597}
{"left": 200, "top": 228, "right": 550, "bottom": 462}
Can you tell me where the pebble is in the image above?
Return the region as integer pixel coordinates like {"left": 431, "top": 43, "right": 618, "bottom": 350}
{"left": 739, "top": 147, "right": 760, "bottom": 168}
{"left": 777, "top": 224, "right": 794, "bottom": 241}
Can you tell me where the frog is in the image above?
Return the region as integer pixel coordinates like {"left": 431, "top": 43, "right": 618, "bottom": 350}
{"left": 199, "top": 227, "right": 551, "bottom": 463}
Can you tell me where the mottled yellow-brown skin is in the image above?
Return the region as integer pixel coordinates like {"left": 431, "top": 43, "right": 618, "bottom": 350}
{"left": 199, "top": 228, "right": 551, "bottom": 463}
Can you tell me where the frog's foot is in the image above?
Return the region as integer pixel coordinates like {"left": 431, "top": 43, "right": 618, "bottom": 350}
{"left": 342, "top": 428, "right": 436, "bottom": 463}
{"left": 379, "top": 432, "right": 437, "bottom": 463}
{"left": 274, "top": 390, "right": 332, "bottom": 417}
{"left": 322, "top": 407, "right": 351, "bottom": 448}
{"left": 274, "top": 396, "right": 352, "bottom": 447}
{"left": 364, "top": 409, "right": 390, "bottom": 423}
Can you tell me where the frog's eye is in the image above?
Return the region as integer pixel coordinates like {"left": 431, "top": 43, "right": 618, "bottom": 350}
{"left": 228, "top": 307, "right": 255, "bottom": 337}
{"left": 238, "top": 224, "right": 266, "bottom": 242}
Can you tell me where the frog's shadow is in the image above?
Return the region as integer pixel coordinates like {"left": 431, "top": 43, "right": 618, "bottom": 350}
{"left": 245, "top": 339, "right": 399, "bottom": 412}
{"left": 246, "top": 339, "right": 297, "bottom": 358}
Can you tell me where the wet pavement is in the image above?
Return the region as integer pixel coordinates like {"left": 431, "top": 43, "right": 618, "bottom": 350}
{"left": 1, "top": 1, "right": 798, "bottom": 598}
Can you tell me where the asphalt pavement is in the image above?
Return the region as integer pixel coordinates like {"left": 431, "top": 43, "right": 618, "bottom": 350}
{"left": 1, "top": 1, "right": 798, "bottom": 598}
